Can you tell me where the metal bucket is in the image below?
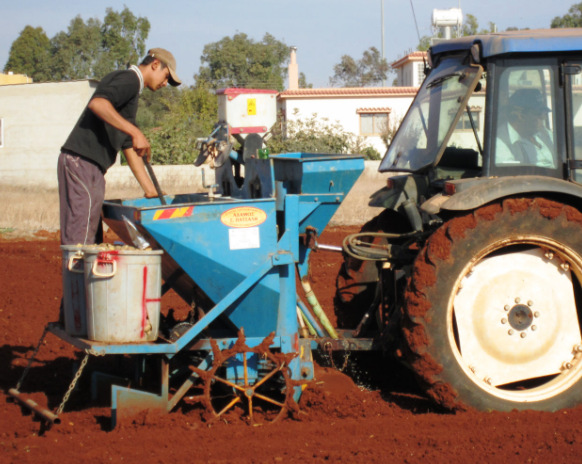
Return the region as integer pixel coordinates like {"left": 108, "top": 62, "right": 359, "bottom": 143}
{"left": 60, "top": 245, "right": 87, "bottom": 337}
{"left": 83, "top": 247, "right": 163, "bottom": 343}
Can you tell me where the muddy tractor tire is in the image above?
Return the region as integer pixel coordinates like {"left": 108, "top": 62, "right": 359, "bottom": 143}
{"left": 403, "top": 197, "right": 582, "bottom": 411}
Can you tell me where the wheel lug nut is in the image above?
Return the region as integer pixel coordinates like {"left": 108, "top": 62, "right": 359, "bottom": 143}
{"left": 520, "top": 332, "right": 527, "bottom": 338}
{"left": 563, "top": 362, "right": 573, "bottom": 370}
{"left": 508, "top": 329, "right": 514, "bottom": 335}
{"left": 545, "top": 251, "right": 554, "bottom": 259}
{"left": 531, "top": 325, "right": 537, "bottom": 331}
{"left": 575, "top": 345, "right": 582, "bottom": 353}
{"left": 501, "top": 318, "right": 507, "bottom": 324}
{"left": 534, "top": 311, "right": 540, "bottom": 318}
{"left": 484, "top": 377, "right": 492, "bottom": 385}
{"left": 515, "top": 297, "right": 521, "bottom": 304}
{"left": 504, "top": 305, "right": 510, "bottom": 311}
{"left": 527, "top": 300, "right": 534, "bottom": 307}
{"left": 561, "top": 263, "right": 570, "bottom": 272}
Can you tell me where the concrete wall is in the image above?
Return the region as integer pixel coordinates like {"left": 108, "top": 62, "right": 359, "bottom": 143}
{"left": 0, "top": 80, "right": 97, "bottom": 187}
{"left": 0, "top": 161, "right": 387, "bottom": 232}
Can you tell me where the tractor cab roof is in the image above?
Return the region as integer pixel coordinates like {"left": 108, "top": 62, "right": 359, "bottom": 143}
{"left": 429, "top": 28, "right": 582, "bottom": 61}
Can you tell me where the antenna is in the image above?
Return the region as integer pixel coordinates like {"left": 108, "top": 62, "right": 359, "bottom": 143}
{"left": 409, "top": 0, "right": 422, "bottom": 45}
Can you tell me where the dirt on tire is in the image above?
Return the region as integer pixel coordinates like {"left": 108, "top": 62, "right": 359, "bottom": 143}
{"left": 402, "top": 197, "right": 582, "bottom": 412}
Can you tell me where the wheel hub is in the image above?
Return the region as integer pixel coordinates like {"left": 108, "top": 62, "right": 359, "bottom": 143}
{"left": 508, "top": 304, "right": 533, "bottom": 331}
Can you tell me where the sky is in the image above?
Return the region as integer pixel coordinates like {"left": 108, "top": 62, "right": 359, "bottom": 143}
{"left": 0, "top": 0, "right": 577, "bottom": 88}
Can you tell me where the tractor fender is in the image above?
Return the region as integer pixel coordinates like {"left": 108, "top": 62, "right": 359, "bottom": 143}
{"left": 421, "top": 175, "right": 582, "bottom": 214}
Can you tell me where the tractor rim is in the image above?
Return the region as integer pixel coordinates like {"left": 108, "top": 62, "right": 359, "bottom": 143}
{"left": 448, "top": 235, "right": 582, "bottom": 404}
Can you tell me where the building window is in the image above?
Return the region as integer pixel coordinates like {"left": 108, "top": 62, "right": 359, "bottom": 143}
{"left": 359, "top": 112, "right": 389, "bottom": 136}
{"left": 454, "top": 108, "right": 481, "bottom": 131}
{"left": 416, "top": 62, "right": 425, "bottom": 86}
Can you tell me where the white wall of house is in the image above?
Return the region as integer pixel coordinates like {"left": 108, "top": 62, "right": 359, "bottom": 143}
{"left": 0, "top": 80, "right": 97, "bottom": 188}
{"left": 279, "top": 89, "right": 417, "bottom": 155}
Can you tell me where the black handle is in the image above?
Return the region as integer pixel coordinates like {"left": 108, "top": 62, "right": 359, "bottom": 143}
{"left": 144, "top": 159, "right": 166, "bottom": 205}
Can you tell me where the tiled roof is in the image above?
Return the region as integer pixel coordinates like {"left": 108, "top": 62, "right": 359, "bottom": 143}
{"left": 279, "top": 86, "right": 418, "bottom": 99}
{"left": 391, "top": 51, "right": 427, "bottom": 68}
{"left": 356, "top": 107, "right": 391, "bottom": 113}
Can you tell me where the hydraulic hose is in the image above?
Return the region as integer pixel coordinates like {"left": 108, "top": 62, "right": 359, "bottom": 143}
{"left": 301, "top": 277, "right": 339, "bottom": 339}
{"left": 342, "top": 231, "right": 417, "bottom": 262}
{"left": 297, "top": 299, "right": 325, "bottom": 338}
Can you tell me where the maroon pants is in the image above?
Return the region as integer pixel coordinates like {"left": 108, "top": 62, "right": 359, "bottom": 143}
{"left": 57, "top": 151, "right": 105, "bottom": 245}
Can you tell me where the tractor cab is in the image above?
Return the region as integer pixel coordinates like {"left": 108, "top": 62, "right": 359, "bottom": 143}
{"left": 375, "top": 29, "right": 582, "bottom": 219}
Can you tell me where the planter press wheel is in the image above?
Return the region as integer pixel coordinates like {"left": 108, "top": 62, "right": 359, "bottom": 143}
{"left": 403, "top": 198, "right": 582, "bottom": 411}
{"left": 191, "top": 332, "right": 296, "bottom": 424}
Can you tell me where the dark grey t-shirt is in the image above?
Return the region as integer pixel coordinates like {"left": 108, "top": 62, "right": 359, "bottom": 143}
{"left": 62, "top": 68, "right": 140, "bottom": 172}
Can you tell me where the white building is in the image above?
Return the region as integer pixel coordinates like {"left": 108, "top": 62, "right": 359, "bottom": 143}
{"left": 0, "top": 80, "right": 97, "bottom": 187}
{"left": 277, "top": 50, "right": 427, "bottom": 156}
{"left": 278, "top": 86, "right": 418, "bottom": 155}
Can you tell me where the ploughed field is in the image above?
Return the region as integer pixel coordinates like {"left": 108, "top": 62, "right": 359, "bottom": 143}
{"left": 1, "top": 227, "right": 582, "bottom": 464}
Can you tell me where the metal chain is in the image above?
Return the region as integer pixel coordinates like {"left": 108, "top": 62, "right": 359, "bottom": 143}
{"left": 55, "top": 353, "right": 90, "bottom": 416}
{"left": 323, "top": 342, "right": 351, "bottom": 372}
{"left": 15, "top": 325, "right": 49, "bottom": 391}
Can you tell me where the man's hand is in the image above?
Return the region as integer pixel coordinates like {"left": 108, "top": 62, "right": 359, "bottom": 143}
{"left": 132, "top": 131, "right": 151, "bottom": 161}
{"left": 144, "top": 190, "right": 166, "bottom": 199}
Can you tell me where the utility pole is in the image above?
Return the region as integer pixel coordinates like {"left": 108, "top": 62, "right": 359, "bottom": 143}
{"left": 381, "top": 0, "right": 385, "bottom": 86}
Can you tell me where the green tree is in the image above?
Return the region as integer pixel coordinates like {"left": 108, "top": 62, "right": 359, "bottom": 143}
{"left": 330, "top": 47, "right": 389, "bottom": 87}
{"left": 3, "top": 26, "right": 51, "bottom": 81}
{"left": 299, "top": 72, "right": 313, "bottom": 89}
{"left": 96, "top": 7, "right": 150, "bottom": 77}
{"left": 196, "top": 33, "right": 289, "bottom": 90}
{"left": 551, "top": 2, "right": 582, "bottom": 28}
{"left": 51, "top": 16, "right": 102, "bottom": 80}
{"left": 6, "top": 7, "right": 149, "bottom": 81}
{"left": 141, "top": 84, "right": 218, "bottom": 164}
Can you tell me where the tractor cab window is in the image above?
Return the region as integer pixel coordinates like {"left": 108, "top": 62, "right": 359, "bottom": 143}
{"left": 492, "top": 66, "right": 558, "bottom": 172}
{"left": 380, "top": 56, "right": 482, "bottom": 173}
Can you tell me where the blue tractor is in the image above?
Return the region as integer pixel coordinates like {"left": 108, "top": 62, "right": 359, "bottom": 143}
{"left": 336, "top": 28, "right": 582, "bottom": 411}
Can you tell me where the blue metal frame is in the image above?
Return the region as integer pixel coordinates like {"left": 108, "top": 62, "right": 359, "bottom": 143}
{"left": 47, "top": 152, "right": 364, "bottom": 424}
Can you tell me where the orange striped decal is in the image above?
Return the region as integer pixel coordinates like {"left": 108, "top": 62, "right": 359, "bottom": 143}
{"left": 153, "top": 206, "right": 194, "bottom": 221}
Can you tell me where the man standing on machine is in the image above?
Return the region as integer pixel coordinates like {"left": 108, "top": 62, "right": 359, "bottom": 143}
{"left": 57, "top": 48, "right": 181, "bottom": 246}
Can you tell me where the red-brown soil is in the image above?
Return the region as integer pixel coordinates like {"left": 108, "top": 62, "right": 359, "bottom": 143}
{"left": 2, "top": 227, "right": 582, "bottom": 463}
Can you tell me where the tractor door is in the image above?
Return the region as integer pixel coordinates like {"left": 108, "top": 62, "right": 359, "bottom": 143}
{"left": 489, "top": 58, "right": 563, "bottom": 178}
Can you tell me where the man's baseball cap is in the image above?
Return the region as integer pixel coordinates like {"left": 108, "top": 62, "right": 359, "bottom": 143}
{"left": 509, "top": 88, "right": 550, "bottom": 113}
{"left": 148, "top": 48, "right": 181, "bottom": 86}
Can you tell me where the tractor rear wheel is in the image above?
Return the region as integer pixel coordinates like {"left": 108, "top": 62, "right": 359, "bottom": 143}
{"left": 403, "top": 198, "right": 582, "bottom": 411}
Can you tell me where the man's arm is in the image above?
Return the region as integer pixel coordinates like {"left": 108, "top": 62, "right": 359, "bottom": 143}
{"left": 88, "top": 97, "right": 151, "bottom": 159}
{"left": 123, "top": 148, "right": 159, "bottom": 198}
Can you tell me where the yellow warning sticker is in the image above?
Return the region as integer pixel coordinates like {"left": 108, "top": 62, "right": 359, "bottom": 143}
{"left": 221, "top": 206, "right": 266, "bottom": 228}
{"left": 247, "top": 98, "right": 256, "bottom": 115}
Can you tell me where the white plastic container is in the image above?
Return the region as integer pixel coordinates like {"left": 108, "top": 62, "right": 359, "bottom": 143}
{"left": 83, "top": 247, "right": 163, "bottom": 343}
{"left": 60, "top": 245, "right": 87, "bottom": 337}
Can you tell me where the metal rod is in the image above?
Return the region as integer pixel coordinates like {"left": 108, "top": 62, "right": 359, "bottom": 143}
{"left": 8, "top": 388, "right": 61, "bottom": 425}
{"left": 315, "top": 243, "right": 343, "bottom": 253}
{"left": 144, "top": 159, "right": 167, "bottom": 205}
